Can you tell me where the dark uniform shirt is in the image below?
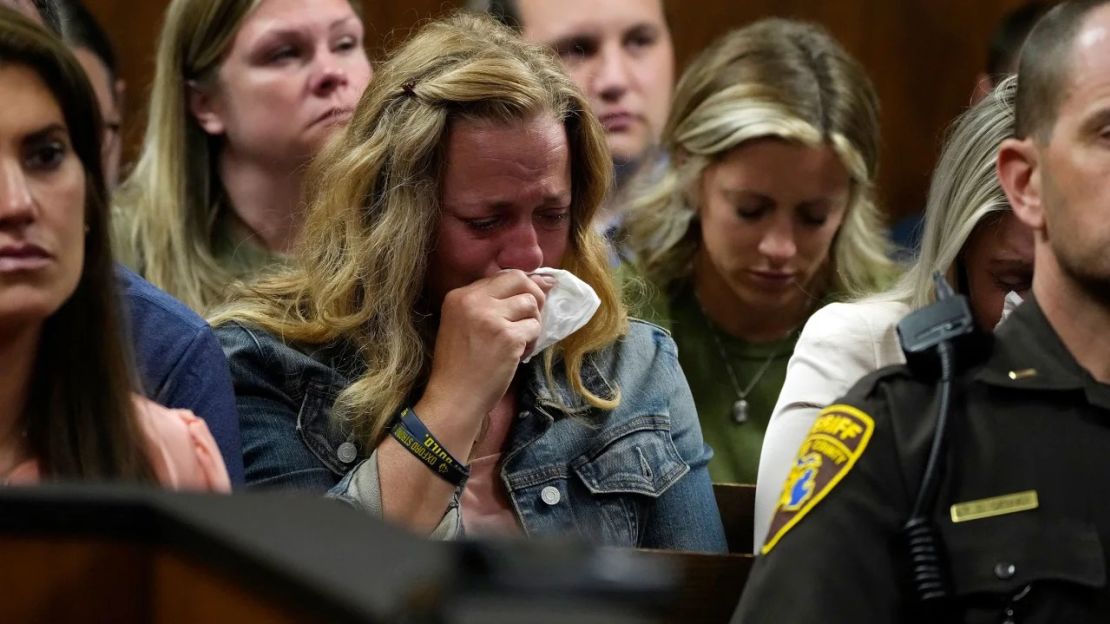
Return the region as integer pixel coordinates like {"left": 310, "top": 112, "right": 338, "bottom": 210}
{"left": 734, "top": 296, "right": 1110, "bottom": 623}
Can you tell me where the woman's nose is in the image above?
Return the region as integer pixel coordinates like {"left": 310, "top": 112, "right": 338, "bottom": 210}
{"left": 758, "top": 221, "right": 797, "bottom": 263}
{"left": 0, "top": 160, "right": 35, "bottom": 228}
{"left": 311, "top": 54, "right": 350, "bottom": 97}
{"left": 497, "top": 222, "right": 544, "bottom": 272}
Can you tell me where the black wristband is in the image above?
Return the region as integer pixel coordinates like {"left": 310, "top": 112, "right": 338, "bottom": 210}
{"left": 389, "top": 408, "right": 470, "bottom": 487}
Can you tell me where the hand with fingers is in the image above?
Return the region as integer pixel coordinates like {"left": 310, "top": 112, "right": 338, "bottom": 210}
{"left": 421, "top": 269, "right": 557, "bottom": 424}
{"left": 379, "top": 269, "right": 557, "bottom": 531}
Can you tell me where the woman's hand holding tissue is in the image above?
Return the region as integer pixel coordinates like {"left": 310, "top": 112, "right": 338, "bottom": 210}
{"left": 419, "top": 269, "right": 555, "bottom": 426}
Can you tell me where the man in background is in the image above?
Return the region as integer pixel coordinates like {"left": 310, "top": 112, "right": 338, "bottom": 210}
{"left": 489, "top": 0, "right": 674, "bottom": 233}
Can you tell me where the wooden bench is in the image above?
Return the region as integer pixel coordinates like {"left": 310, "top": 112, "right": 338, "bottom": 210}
{"left": 713, "top": 483, "right": 757, "bottom": 555}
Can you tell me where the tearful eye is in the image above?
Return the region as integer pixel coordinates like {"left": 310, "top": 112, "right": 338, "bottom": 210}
{"left": 537, "top": 210, "right": 570, "bottom": 228}
{"left": 464, "top": 217, "right": 500, "bottom": 233}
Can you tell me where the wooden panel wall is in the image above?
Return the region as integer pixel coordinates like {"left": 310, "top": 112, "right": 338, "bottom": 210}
{"left": 83, "top": 0, "right": 1045, "bottom": 220}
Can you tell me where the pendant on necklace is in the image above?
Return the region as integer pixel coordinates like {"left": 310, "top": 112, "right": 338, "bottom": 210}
{"left": 732, "top": 399, "right": 749, "bottom": 425}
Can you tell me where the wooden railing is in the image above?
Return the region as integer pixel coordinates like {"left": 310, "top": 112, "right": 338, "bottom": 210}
{"left": 0, "top": 483, "right": 761, "bottom": 624}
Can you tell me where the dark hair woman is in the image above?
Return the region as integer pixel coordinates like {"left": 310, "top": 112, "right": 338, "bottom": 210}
{"left": 0, "top": 7, "right": 228, "bottom": 489}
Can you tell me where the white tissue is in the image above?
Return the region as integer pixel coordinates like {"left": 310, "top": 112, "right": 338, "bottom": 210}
{"left": 995, "top": 290, "right": 1024, "bottom": 331}
{"left": 521, "top": 267, "right": 601, "bottom": 363}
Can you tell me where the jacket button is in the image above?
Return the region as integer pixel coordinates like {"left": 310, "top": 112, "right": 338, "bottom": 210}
{"left": 540, "top": 486, "right": 561, "bottom": 506}
{"left": 994, "top": 562, "right": 1016, "bottom": 580}
{"left": 337, "top": 442, "right": 358, "bottom": 464}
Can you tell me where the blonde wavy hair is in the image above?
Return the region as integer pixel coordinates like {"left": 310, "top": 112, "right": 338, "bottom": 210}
{"left": 623, "top": 18, "right": 894, "bottom": 300}
{"left": 113, "top": 0, "right": 359, "bottom": 312}
{"left": 873, "top": 76, "right": 1018, "bottom": 309}
{"left": 211, "top": 12, "right": 626, "bottom": 446}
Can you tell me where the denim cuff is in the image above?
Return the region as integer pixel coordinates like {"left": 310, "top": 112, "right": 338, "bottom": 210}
{"left": 328, "top": 451, "right": 462, "bottom": 540}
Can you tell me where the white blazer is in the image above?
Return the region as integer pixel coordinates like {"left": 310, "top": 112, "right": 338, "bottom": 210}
{"left": 753, "top": 299, "right": 910, "bottom": 550}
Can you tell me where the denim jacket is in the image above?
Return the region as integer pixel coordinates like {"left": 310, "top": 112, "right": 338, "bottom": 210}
{"left": 216, "top": 319, "right": 726, "bottom": 553}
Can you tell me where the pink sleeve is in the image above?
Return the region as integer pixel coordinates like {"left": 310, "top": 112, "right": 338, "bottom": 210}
{"left": 133, "top": 396, "right": 232, "bottom": 493}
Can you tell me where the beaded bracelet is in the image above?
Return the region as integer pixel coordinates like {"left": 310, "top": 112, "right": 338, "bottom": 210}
{"left": 389, "top": 407, "right": 471, "bottom": 487}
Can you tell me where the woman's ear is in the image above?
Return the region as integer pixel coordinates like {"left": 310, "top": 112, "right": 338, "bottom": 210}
{"left": 997, "top": 137, "right": 1044, "bottom": 231}
{"left": 187, "top": 80, "right": 225, "bottom": 136}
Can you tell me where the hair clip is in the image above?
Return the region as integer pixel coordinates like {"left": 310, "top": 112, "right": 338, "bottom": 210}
{"left": 402, "top": 81, "right": 417, "bottom": 97}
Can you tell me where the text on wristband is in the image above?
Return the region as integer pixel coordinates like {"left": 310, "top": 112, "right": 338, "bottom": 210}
{"left": 392, "top": 423, "right": 458, "bottom": 469}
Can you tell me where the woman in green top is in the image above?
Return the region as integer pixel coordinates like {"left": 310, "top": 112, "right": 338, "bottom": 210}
{"left": 621, "top": 19, "right": 896, "bottom": 484}
{"left": 113, "top": 0, "right": 373, "bottom": 313}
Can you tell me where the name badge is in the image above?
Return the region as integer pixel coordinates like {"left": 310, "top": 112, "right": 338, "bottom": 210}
{"left": 950, "top": 490, "right": 1039, "bottom": 523}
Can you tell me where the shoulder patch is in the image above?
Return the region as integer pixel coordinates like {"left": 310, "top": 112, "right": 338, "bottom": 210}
{"left": 761, "top": 404, "right": 875, "bottom": 554}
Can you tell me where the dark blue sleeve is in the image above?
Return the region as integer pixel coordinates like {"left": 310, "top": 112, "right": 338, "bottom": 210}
{"left": 155, "top": 326, "right": 245, "bottom": 487}
{"left": 118, "top": 265, "right": 244, "bottom": 486}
